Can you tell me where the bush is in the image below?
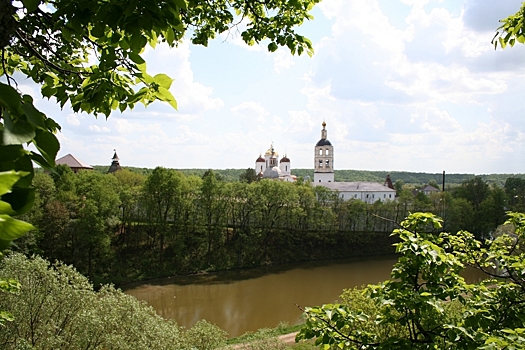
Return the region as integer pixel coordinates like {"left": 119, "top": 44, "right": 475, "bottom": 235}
{"left": 0, "top": 254, "right": 183, "bottom": 350}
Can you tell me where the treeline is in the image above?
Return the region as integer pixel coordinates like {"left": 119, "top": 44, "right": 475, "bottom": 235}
{"left": 92, "top": 166, "right": 525, "bottom": 187}
{"left": 17, "top": 166, "right": 525, "bottom": 285}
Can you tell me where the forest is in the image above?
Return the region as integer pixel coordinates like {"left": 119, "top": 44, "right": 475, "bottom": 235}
{"left": 14, "top": 166, "right": 525, "bottom": 286}
{"left": 92, "top": 166, "right": 525, "bottom": 187}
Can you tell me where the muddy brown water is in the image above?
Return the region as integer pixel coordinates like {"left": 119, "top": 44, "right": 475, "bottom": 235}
{"left": 123, "top": 256, "right": 488, "bottom": 337}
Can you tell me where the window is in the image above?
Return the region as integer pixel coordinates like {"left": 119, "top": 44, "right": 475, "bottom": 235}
{"left": 389, "top": 194, "right": 392, "bottom": 198}
{"left": 354, "top": 194, "right": 357, "bottom": 198}
{"left": 285, "top": 166, "right": 288, "bottom": 171}
{"left": 319, "top": 180, "right": 321, "bottom": 182}
{"left": 319, "top": 160, "right": 323, "bottom": 168}
{"left": 384, "top": 194, "right": 386, "bottom": 198}
{"left": 372, "top": 194, "right": 375, "bottom": 198}
{"left": 325, "top": 160, "right": 329, "bottom": 167}
{"left": 325, "top": 149, "right": 329, "bottom": 155}
{"left": 366, "top": 194, "right": 369, "bottom": 198}
{"left": 319, "top": 149, "right": 322, "bottom": 155}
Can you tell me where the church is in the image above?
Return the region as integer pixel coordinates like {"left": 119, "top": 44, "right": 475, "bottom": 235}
{"left": 255, "top": 144, "right": 296, "bottom": 182}
{"left": 254, "top": 122, "right": 396, "bottom": 203}
{"left": 312, "top": 122, "right": 396, "bottom": 203}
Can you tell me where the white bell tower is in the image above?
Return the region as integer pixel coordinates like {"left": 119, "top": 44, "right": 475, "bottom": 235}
{"left": 314, "top": 122, "right": 334, "bottom": 183}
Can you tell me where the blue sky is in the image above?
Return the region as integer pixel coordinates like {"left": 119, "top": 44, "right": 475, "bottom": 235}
{"left": 23, "top": 0, "right": 525, "bottom": 174}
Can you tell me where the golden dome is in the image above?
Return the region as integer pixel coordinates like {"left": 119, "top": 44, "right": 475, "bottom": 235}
{"left": 264, "top": 144, "right": 278, "bottom": 157}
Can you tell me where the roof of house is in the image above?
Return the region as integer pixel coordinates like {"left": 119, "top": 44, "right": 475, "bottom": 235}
{"left": 315, "top": 182, "right": 396, "bottom": 192}
{"left": 422, "top": 185, "right": 439, "bottom": 192}
{"left": 56, "top": 154, "right": 93, "bottom": 169}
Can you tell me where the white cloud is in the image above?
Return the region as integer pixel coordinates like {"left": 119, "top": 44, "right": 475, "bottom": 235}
{"left": 88, "top": 125, "right": 110, "bottom": 133}
{"left": 273, "top": 49, "right": 296, "bottom": 73}
{"left": 66, "top": 114, "right": 81, "bottom": 126}
{"left": 231, "top": 101, "right": 269, "bottom": 123}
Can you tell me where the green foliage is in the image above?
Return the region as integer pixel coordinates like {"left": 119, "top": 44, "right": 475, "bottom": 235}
{"left": 183, "top": 319, "right": 228, "bottom": 350}
{"left": 493, "top": 2, "right": 525, "bottom": 49}
{"left": 225, "top": 327, "right": 288, "bottom": 350}
{"left": 297, "top": 212, "right": 525, "bottom": 349}
{"left": 240, "top": 168, "right": 259, "bottom": 183}
{"left": 17, "top": 167, "right": 523, "bottom": 284}
{"left": 0, "top": 253, "right": 246, "bottom": 349}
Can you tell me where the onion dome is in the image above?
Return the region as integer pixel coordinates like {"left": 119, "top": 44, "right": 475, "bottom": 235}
{"left": 317, "top": 121, "right": 332, "bottom": 146}
{"left": 263, "top": 166, "right": 283, "bottom": 179}
{"left": 264, "top": 144, "right": 279, "bottom": 157}
{"left": 316, "top": 139, "right": 332, "bottom": 146}
{"left": 256, "top": 155, "right": 265, "bottom": 162}
{"left": 280, "top": 156, "right": 290, "bottom": 163}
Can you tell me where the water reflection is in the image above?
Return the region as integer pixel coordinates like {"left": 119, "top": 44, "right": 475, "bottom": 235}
{"left": 124, "top": 256, "right": 488, "bottom": 337}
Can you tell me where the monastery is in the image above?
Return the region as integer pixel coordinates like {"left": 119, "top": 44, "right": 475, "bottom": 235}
{"left": 255, "top": 122, "right": 396, "bottom": 203}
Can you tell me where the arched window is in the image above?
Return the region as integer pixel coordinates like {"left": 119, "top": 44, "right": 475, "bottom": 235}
{"left": 325, "top": 160, "right": 329, "bottom": 167}
{"left": 319, "top": 149, "right": 322, "bottom": 155}
{"left": 325, "top": 149, "right": 329, "bottom": 155}
{"left": 319, "top": 160, "right": 323, "bottom": 168}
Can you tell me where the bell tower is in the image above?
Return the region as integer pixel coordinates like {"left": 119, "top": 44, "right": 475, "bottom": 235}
{"left": 314, "top": 122, "right": 334, "bottom": 183}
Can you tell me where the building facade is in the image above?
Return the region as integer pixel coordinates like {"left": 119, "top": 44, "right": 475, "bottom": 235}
{"left": 314, "top": 121, "right": 334, "bottom": 183}
{"left": 313, "top": 122, "right": 396, "bottom": 203}
{"left": 255, "top": 144, "right": 296, "bottom": 182}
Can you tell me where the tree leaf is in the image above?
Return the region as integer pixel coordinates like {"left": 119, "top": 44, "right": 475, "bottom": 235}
{"left": 33, "top": 129, "right": 60, "bottom": 167}
{"left": 0, "top": 171, "right": 28, "bottom": 196}
{"left": 0, "top": 215, "right": 34, "bottom": 242}
{"left": 0, "top": 83, "right": 23, "bottom": 116}
{"left": 21, "top": 0, "right": 40, "bottom": 12}
{"left": 1, "top": 187, "right": 35, "bottom": 216}
{"left": 153, "top": 74, "right": 173, "bottom": 90}
{"left": 3, "top": 112, "right": 36, "bottom": 145}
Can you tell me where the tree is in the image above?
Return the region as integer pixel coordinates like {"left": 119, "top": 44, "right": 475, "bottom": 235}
{"left": 0, "top": 253, "right": 188, "bottom": 349}
{"left": 239, "top": 168, "right": 259, "bottom": 184}
{"left": 493, "top": 2, "right": 525, "bottom": 49}
{"left": 0, "top": 0, "right": 321, "bottom": 256}
{"left": 297, "top": 212, "right": 525, "bottom": 349}
{"left": 505, "top": 177, "right": 525, "bottom": 212}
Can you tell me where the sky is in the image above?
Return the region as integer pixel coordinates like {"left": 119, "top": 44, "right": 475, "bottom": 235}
{"left": 21, "top": 0, "right": 525, "bottom": 174}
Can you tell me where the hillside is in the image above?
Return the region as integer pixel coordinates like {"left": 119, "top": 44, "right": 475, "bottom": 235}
{"left": 92, "top": 166, "right": 525, "bottom": 187}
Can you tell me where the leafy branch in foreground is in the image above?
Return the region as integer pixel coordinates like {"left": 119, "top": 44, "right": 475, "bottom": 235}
{"left": 493, "top": 2, "right": 525, "bottom": 49}
{"left": 297, "top": 212, "right": 525, "bottom": 349}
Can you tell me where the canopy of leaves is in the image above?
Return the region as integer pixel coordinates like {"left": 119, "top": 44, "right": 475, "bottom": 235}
{"left": 0, "top": 0, "right": 320, "bottom": 252}
{"left": 297, "top": 212, "right": 525, "bottom": 349}
{"left": 0, "top": 253, "right": 230, "bottom": 349}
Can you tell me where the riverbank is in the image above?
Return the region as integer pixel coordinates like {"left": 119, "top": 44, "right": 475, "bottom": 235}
{"left": 119, "top": 254, "right": 399, "bottom": 290}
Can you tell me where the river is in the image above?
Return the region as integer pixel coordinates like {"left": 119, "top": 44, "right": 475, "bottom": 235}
{"left": 124, "top": 256, "right": 488, "bottom": 337}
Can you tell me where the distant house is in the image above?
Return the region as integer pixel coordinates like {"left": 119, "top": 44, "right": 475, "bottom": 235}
{"left": 55, "top": 154, "right": 93, "bottom": 173}
{"left": 421, "top": 185, "right": 439, "bottom": 195}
